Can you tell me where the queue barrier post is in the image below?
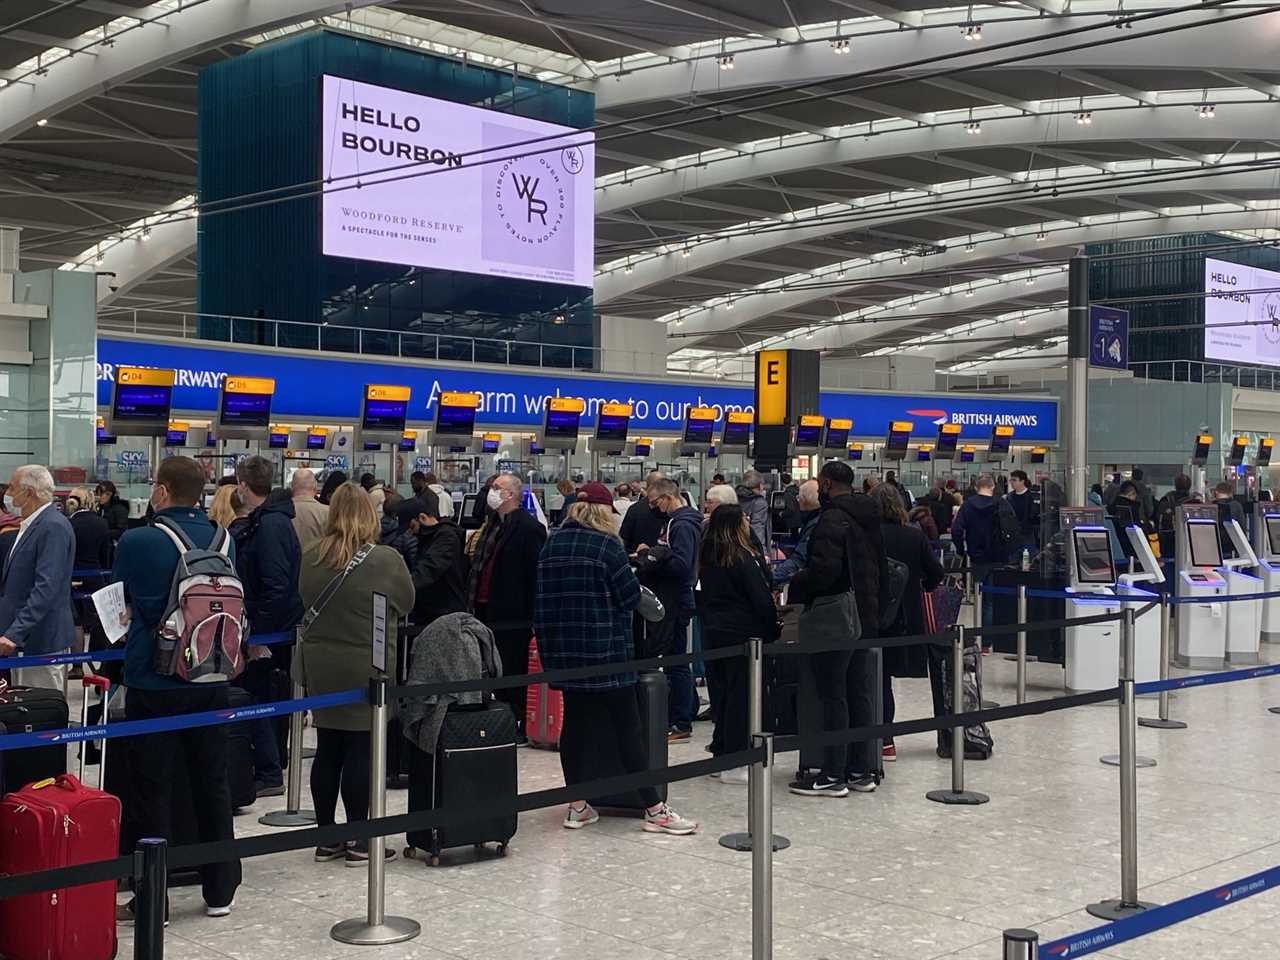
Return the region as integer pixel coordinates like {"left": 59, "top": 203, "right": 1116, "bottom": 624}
{"left": 134, "top": 838, "right": 167, "bottom": 960}
{"left": 1001, "top": 928, "right": 1038, "bottom": 959}
{"left": 1088, "top": 607, "right": 1157, "bottom": 921}
{"left": 1016, "top": 585, "right": 1028, "bottom": 705}
{"left": 751, "top": 732, "right": 775, "bottom": 960}
{"left": 259, "top": 676, "right": 317, "bottom": 828}
{"left": 719, "top": 639, "right": 790, "bottom": 853}
{"left": 1101, "top": 603, "right": 1157, "bottom": 768}
{"left": 926, "top": 625, "right": 989, "bottom": 806}
{"left": 330, "top": 678, "right": 421, "bottom": 946}
{"left": 1140, "top": 594, "right": 1186, "bottom": 730}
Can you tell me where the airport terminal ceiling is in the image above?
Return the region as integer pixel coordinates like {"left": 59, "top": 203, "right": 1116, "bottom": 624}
{"left": 4, "top": 0, "right": 1280, "bottom": 377}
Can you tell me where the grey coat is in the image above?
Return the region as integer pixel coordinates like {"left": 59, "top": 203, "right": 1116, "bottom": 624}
{"left": 401, "top": 612, "right": 502, "bottom": 754}
{"left": 0, "top": 506, "right": 76, "bottom": 655}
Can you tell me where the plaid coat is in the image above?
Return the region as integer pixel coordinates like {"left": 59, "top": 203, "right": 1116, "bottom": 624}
{"left": 533, "top": 521, "right": 642, "bottom": 691}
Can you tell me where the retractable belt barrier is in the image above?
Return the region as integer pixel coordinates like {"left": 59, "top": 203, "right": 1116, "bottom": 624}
{"left": 0, "top": 631, "right": 293, "bottom": 670}
{"left": 1136, "top": 661, "right": 1280, "bottom": 695}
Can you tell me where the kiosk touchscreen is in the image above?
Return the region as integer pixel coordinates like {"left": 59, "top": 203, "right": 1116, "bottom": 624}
{"left": 935, "top": 423, "right": 961, "bottom": 460}
{"left": 165, "top": 422, "right": 189, "bottom": 447}
{"left": 108, "top": 367, "right": 175, "bottom": 437}
{"left": 681, "top": 407, "right": 717, "bottom": 453}
{"left": 589, "top": 402, "right": 631, "bottom": 454}
{"left": 436, "top": 391, "right": 481, "bottom": 452}
{"left": 214, "top": 376, "right": 275, "bottom": 442}
{"left": 720, "top": 412, "right": 752, "bottom": 455}
{"left": 1115, "top": 525, "right": 1163, "bottom": 686}
{"left": 793, "top": 415, "right": 824, "bottom": 455}
{"left": 1063, "top": 525, "right": 1121, "bottom": 692}
{"left": 988, "top": 424, "right": 1014, "bottom": 462}
{"left": 539, "top": 397, "right": 583, "bottom": 451}
{"left": 1175, "top": 507, "right": 1229, "bottom": 668}
{"left": 883, "top": 421, "right": 912, "bottom": 461}
{"left": 822, "top": 418, "right": 852, "bottom": 457}
{"left": 1255, "top": 505, "right": 1280, "bottom": 644}
{"left": 1221, "top": 518, "right": 1263, "bottom": 664}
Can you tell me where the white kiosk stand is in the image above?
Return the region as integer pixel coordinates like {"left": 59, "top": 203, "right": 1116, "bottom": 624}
{"left": 1064, "top": 525, "right": 1121, "bottom": 693}
{"left": 1174, "top": 506, "right": 1229, "bottom": 669}
{"left": 1251, "top": 504, "right": 1280, "bottom": 645}
{"left": 1117, "top": 526, "right": 1162, "bottom": 686}
{"left": 1221, "top": 519, "right": 1263, "bottom": 664}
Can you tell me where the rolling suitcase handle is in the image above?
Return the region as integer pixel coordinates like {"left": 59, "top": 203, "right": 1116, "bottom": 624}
{"left": 77, "top": 675, "right": 111, "bottom": 789}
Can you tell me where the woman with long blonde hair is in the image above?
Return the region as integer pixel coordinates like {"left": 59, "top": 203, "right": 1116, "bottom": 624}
{"left": 207, "top": 484, "right": 241, "bottom": 528}
{"left": 297, "top": 482, "right": 413, "bottom": 864}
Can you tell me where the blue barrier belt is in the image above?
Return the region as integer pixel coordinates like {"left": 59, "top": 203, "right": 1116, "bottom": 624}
{"left": 980, "top": 584, "right": 1160, "bottom": 602}
{"left": 0, "top": 631, "right": 292, "bottom": 670}
{"left": 1135, "top": 662, "right": 1280, "bottom": 696}
{"left": 0, "top": 687, "right": 364, "bottom": 752}
{"left": 1039, "top": 864, "right": 1280, "bottom": 959}
{"left": 1168, "top": 587, "right": 1280, "bottom": 604}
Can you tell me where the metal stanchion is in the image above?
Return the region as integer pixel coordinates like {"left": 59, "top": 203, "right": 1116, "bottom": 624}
{"left": 1001, "top": 928, "right": 1038, "bottom": 959}
{"left": 974, "top": 583, "right": 998, "bottom": 709}
{"left": 1015, "top": 585, "right": 1027, "bottom": 705}
{"left": 1088, "top": 608, "right": 1157, "bottom": 921}
{"left": 134, "top": 838, "right": 167, "bottom": 960}
{"left": 720, "top": 639, "right": 790, "bottom": 852}
{"left": 260, "top": 679, "right": 316, "bottom": 827}
{"left": 1140, "top": 594, "right": 1186, "bottom": 730}
{"left": 927, "top": 625, "right": 989, "bottom": 806}
{"left": 751, "top": 732, "right": 775, "bottom": 960}
{"left": 1101, "top": 606, "right": 1157, "bottom": 768}
{"left": 331, "top": 678, "right": 421, "bottom": 946}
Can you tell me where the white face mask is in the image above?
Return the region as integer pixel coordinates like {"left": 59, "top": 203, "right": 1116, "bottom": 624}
{"left": 486, "top": 488, "right": 505, "bottom": 512}
{"left": 2, "top": 493, "right": 15, "bottom": 514}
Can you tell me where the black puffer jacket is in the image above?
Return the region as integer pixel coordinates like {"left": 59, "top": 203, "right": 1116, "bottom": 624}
{"left": 788, "top": 493, "right": 883, "bottom": 637}
{"left": 99, "top": 496, "right": 130, "bottom": 541}
{"left": 411, "top": 519, "right": 467, "bottom": 627}
{"left": 231, "top": 493, "right": 303, "bottom": 634}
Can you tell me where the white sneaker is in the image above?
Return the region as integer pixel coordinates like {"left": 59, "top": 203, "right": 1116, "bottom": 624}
{"left": 563, "top": 803, "right": 599, "bottom": 829}
{"left": 205, "top": 900, "right": 234, "bottom": 918}
{"left": 642, "top": 803, "right": 698, "bottom": 836}
{"left": 718, "top": 766, "right": 749, "bottom": 785}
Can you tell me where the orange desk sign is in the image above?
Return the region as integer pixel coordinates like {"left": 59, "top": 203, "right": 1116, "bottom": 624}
{"left": 548, "top": 396, "right": 585, "bottom": 413}
{"left": 224, "top": 376, "right": 275, "bottom": 395}
{"left": 367, "top": 384, "right": 410, "bottom": 402}
{"left": 117, "top": 366, "right": 175, "bottom": 387}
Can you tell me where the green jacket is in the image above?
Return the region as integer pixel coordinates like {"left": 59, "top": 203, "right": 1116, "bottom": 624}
{"left": 298, "top": 542, "right": 414, "bottom": 730}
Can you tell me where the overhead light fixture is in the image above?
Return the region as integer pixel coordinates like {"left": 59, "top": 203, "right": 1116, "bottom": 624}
{"left": 1018, "top": 317, "right": 1028, "bottom": 324}
{"left": 900, "top": 254, "right": 910, "bottom": 264}
{"left": 805, "top": 330, "right": 814, "bottom": 340}
{"left": 551, "top": 312, "right": 566, "bottom": 325}
{"left": 1074, "top": 111, "right": 1093, "bottom": 125}
{"left": 836, "top": 268, "right": 846, "bottom": 279}
{"left": 961, "top": 23, "right": 982, "bottom": 41}
{"left": 964, "top": 241, "right": 976, "bottom": 252}
{"left": 36, "top": 118, "right": 48, "bottom": 127}
{"left": 1198, "top": 103, "right": 1216, "bottom": 119}
{"left": 908, "top": 300, "right": 918, "bottom": 311}
{"left": 717, "top": 54, "right": 735, "bottom": 71}
{"left": 681, "top": 246, "right": 692, "bottom": 259}
{"left": 964, "top": 120, "right": 981, "bottom": 135}
{"left": 675, "top": 317, "right": 684, "bottom": 326}
{"left": 95, "top": 249, "right": 104, "bottom": 264}
{"left": 965, "top": 286, "right": 975, "bottom": 298}
{"left": 829, "top": 37, "right": 850, "bottom": 54}
{"left": 1035, "top": 229, "right": 1048, "bottom": 241}
{"left": 140, "top": 227, "right": 151, "bottom": 241}
{"left": 725, "top": 299, "right": 734, "bottom": 310}
{"left": 1025, "top": 274, "right": 1035, "bottom": 285}
{"left": 623, "top": 261, "right": 633, "bottom": 275}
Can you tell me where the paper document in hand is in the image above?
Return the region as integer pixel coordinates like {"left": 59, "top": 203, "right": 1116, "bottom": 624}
{"left": 91, "top": 581, "right": 128, "bottom": 644}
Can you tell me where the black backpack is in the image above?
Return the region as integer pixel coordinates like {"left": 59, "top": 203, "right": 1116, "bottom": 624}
{"left": 993, "top": 497, "right": 1021, "bottom": 549}
{"left": 877, "top": 556, "right": 910, "bottom": 631}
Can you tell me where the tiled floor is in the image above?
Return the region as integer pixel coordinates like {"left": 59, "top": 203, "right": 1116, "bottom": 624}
{"left": 111, "top": 624, "right": 1280, "bottom": 960}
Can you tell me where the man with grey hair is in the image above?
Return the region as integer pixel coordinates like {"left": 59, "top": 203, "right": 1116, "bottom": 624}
{"left": 772, "top": 479, "right": 820, "bottom": 587}
{"left": 288, "top": 467, "right": 328, "bottom": 552}
{"left": 735, "top": 469, "right": 772, "bottom": 550}
{"left": 703, "top": 483, "right": 738, "bottom": 515}
{"left": 0, "top": 465, "right": 76, "bottom": 690}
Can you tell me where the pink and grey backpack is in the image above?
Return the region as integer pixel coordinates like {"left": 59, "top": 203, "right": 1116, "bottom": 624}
{"left": 152, "top": 517, "right": 248, "bottom": 683}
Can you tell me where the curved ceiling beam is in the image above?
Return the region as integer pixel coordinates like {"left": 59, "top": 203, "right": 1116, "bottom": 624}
{"left": 925, "top": 308, "right": 1067, "bottom": 365}
{"left": 596, "top": 103, "right": 1276, "bottom": 216}
{"left": 766, "top": 208, "right": 1280, "bottom": 352}
{"left": 92, "top": 198, "right": 196, "bottom": 307}
{"left": 0, "top": 0, "right": 384, "bottom": 143}
{"left": 589, "top": 9, "right": 1280, "bottom": 109}
{"left": 601, "top": 167, "right": 1279, "bottom": 306}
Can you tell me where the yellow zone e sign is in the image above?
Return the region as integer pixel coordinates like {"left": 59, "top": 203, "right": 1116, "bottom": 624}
{"left": 367, "top": 384, "right": 410, "bottom": 402}
{"left": 224, "top": 376, "right": 275, "bottom": 395}
{"left": 442, "top": 391, "right": 481, "bottom": 408}
{"left": 402, "top": 430, "right": 417, "bottom": 441}
{"left": 756, "top": 350, "right": 787, "bottom": 425}
{"left": 270, "top": 425, "right": 290, "bottom": 436}
{"left": 117, "top": 366, "right": 175, "bottom": 387}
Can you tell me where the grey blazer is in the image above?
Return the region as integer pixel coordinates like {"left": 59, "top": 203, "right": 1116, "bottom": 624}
{"left": 0, "top": 506, "right": 76, "bottom": 656}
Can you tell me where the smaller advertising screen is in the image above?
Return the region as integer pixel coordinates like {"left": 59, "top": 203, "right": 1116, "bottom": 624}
{"left": 362, "top": 384, "right": 410, "bottom": 433}
{"left": 399, "top": 431, "right": 417, "bottom": 452}
{"left": 959, "top": 447, "right": 976, "bottom": 463}
{"left": 936, "top": 422, "right": 962, "bottom": 459}
{"left": 824, "top": 418, "right": 852, "bottom": 451}
{"left": 884, "top": 420, "right": 913, "bottom": 459}
{"left": 435, "top": 392, "right": 480, "bottom": 437}
{"left": 219, "top": 376, "right": 275, "bottom": 428}
{"left": 848, "top": 443, "right": 864, "bottom": 461}
{"left": 306, "top": 428, "right": 329, "bottom": 450}
{"left": 1029, "top": 446, "right": 1047, "bottom": 464}
{"left": 989, "top": 424, "right": 1014, "bottom": 458}
{"left": 1187, "top": 518, "right": 1224, "bottom": 568}
{"left": 96, "top": 418, "right": 116, "bottom": 446}
{"left": 595, "top": 403, "right": 632, "bottom": 444}
{"left": 721, "top": 411, "right": 752, "bottom": 448}
{"left": 165, "top": 422, "right": 188, "bottom": 447}
{"left": 544, "top": 397, "right": 584, "bottom": 441}
{"left": 112, "top": 366, "right": 175, "bottom": 430}
{"left": 683, "top": 407, "right": 717, "bottom": 446}
{"left": 794, "top": 414, "right": 825, "bottom": 449}
{"left": 481, "top": 432, "right": 501, "bottom": 454}
{"left": 268, "top": 427, "right": 289, "bottom": 449}
{"left": 1259, "top": 438, "right": 1274, "bottom": 466}
{"left": 1228, "top": 436, "right": 1248, "bottom": 465}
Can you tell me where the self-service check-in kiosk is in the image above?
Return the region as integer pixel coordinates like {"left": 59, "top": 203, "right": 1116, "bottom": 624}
{"left": 1064, "top": 525, "right": 1121, "bottom": 693}
{"left": 1221, "top": 518, "right": 1263, "bottom": 664}
{"left": 1252, "top": 503, "right": 1280, "bottom": 644}
{"left": 1174, "top": 504, "right": 1229, "bottom": 669}
{"left": 1118, "top": 525, "right": 1163, "bottom": 686}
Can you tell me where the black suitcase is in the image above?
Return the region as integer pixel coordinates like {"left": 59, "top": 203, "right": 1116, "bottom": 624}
{"left": 405, "top": 701, "right": 517, "bottom": 866}
{"left": 592, "top": 671, "right": 668, "bottom": 811}
{"left": 0, "top": 686, "right": 69, "bottom": 794}
{"left": 224, "top": 685, "right": 257, "bottom": 811}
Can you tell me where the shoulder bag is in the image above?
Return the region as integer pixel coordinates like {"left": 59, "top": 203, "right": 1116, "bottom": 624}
{"left": 291, "top": 543, "right": 374, "bottom": 685}
{"left": 798, "top": 529, "right": 862, "bottom": 650}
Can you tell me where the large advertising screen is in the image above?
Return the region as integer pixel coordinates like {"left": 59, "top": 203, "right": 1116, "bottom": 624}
{"left": 1204, "top": 257, "right": 1280, "bottom": 367}
{"left": 320, "top": 75, "right": 595, "bottom": 288}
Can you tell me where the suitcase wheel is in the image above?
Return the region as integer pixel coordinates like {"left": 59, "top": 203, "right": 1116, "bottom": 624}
{"left": 498, "top": 842, "right": 509, "bottom": 857}
{"left": 430, "top": 854, "right": 441, "bottom": 867}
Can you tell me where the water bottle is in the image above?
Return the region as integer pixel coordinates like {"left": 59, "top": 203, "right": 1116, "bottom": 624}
{"left": 1021, "top": 547, "right": 1032, "bottom": 572}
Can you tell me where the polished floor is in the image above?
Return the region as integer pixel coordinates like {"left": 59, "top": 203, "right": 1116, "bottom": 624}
{"left": 109, "top": 630, "right": 1280, "bottom": 960}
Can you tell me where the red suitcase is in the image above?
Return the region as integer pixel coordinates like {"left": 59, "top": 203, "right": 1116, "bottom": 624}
{"left": 0, "top": 774, "right": 120, "bottom": 960}
{"left": 524, "top": 637, "right": 562, "bottom": 749}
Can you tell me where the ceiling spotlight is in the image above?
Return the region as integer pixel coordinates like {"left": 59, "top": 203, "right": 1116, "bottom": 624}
{"left": 681, "top": 247, "right": 691, "bottom": 258}
{"left": 1025, "top": 274, "right": 1035, "bottom": 285}
{"left": 900, "top": 254, "right": 910, "bottom": 264}
{"left": 95, "top": 250, "right": 105, "bottom": 264}
{"left": 805, "top": 330, "right": 814, "bottom": 340}
{"left": 717, "top": 54, "right": 735, "bottom": 71}
{"left": 964, "top": 242, "right": 976, "bottom": 252}
{"left": 908, "top": 300, "right": 918, "bottom": 311}
{"left": 829, "top": 37, "right": 851, "bottom": 54}
{"left": 1074, "top": 111, "right": 1093, "bottom": 126}
{"left": 961, "top": 23, "right": 982, "bottom": 41}
{"left": 964, "top": 120, "right": 981, "bottom": 135}
{"left": 964, "top": 287, "right": 975, "bottom": 298}
{"left": 140, "top": 227, "right": 151, "bottom": 241}
{"left": 623, "top": 261, "right": 633, "bottom": 275}
{"left": 1018, "top": 317, "right": 1028, "bottom": 324}
{"left": 836, "top": 268, "right": 846, "bottom": 279}
{"left": 36, "top": 118, "right": 48, "bottom": 127}
{"left": 1198, "top": 103, "right": 1216, "bottom": 119}
{"left": 675, "top": 317, "right": 684, "bottom": 326}
{"left": 725, "top": 299, "right": 734, "bottom": 310}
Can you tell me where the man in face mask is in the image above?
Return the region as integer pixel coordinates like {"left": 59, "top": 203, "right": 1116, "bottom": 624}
{"left": 0, "top": 465, "right": 77, "bottom": 691}
{"left": 772, "top": 479, "right": 820, "bottom": 588}
{"left": 466, "top": 474, "right": 547, "bottom": 744}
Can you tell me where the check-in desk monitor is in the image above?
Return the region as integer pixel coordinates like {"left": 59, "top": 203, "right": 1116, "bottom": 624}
{"left": 1064, "top": 525, "right": 1122, "bottom": 692}
{"left": 720, "top": 412, "right": 752, "bottom": 454}
{"left": 1227, "top": 436, "right": 1248, "bottom": 467}
{"left": 631, "top": 438, "right": 652, "bottom": 458}
{"left": 681, "top": 407, "right": 717, "bottom": 454}
{"left": 215, "top": 376, "right": 275, "bottom": 442}
{"left": 360, "top": 384, "right": 411, "bottom": 446}
{"left": 589, "top": 402, "right": 631, "bottom": 454}
{"left": 109, "top": 366, "right": 175, "bottom": 438}
{"left": 915, "top": 446, "right": 932, "bottom": 463}
{"left": 268, "top": 426, "right": 290, "bottom": 450}
{"left": 935, "top": 423, "right": 961, "bottom": 460}
{"left": 1257, "top": 438, "right": 1274, "bottom": 468}
{"left": 480, "top": 433, "right": 501, "bottom": 455}
{"left": 166, "top": 422, "right": 189, "bottom": 447}
{"left": 958, "top": 447, "right": 975, "bottom": 464}
{"left": 822, "top": 418, "right": 851, "bottom": 456}
{"left": 883, "top": 421, "right": 912, "bottom": 461}
{"left": 847, "top": 444, "right": 864, "bottom": 461}
{"left": 1191, "top": 433, "right": 1212, "bottom": 467}
{"left": 793, "top": 415, "right": 824, "bottom": 455}
{"left": 96, "top": 418, "right": 117, "bottom": 446}
{"left": 306, "top": 428, "right": 330, "bottom": 451}
{"left": 988, "top": 424, "right": 1014, "bottom": 462}
{"left": 1029, "top": 447, "right": 1047, "bottom": 464}
{"left": 538, "top": 397, "right": 583, "bottom": 452}
{"left": 399, "top": 431, "right": 417, "bottom": 453}
{"left": 436, "top": 391, "right": 481, "bottom": 453}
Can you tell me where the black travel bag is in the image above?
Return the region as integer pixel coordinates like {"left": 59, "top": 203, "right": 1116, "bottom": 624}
{"left": 591, "top": 670, "right": 668, "bottom": 811}
{"left": 405, "top": 701, "right": 518, "bottom": 865}
{"left": 0, "top": 686, "right": 69, "bottom": 795}
{"left": 224, "top": 684, "right": 258, "bottom": 811}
